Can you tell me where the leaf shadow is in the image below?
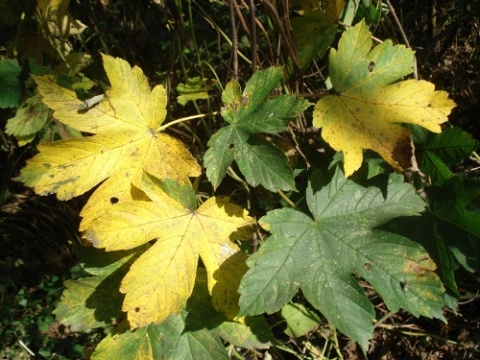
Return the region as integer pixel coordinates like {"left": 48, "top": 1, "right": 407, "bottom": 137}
{"left": 183, "top": 268, "right": 226, "bottom": 332}
{"left": 84, "top": 264, "right": 127, "bottom": 325}
{"left": 184, "top": 258, "right": 273, "bottom": 346}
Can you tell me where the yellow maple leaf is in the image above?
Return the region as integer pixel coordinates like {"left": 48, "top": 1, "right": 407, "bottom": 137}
{"left": 19, "top": 54, "right": 201, "bottom": 227}
{"left": 313, "top": 20, "right": 456, "bottom": 176}
{"left": 86, "top": 174, "right": 254, "bottom": 329}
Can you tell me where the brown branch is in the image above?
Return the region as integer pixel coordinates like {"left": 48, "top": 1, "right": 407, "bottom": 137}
{"left": 229, "top": 0, "right": 239, "bottom": 78}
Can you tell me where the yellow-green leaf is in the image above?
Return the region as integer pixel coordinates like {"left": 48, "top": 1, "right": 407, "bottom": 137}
{"left": 313, "top": 20, "right": 456, "bottom": 176}
{"left": 86, "top": 176, "right": 253, "bottom": 329}
{"left": 19, "top": 54, "right": 201, "bottom": 227}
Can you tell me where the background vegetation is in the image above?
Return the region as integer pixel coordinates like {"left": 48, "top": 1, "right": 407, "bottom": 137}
{"left": 1, "top": 0, "right": 479, "bottom": 359}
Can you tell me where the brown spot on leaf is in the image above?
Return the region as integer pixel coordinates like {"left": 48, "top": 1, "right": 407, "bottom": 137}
{"left": 408, "top": 257, "right": 436, "bottom": 275}
{"left": 392, "top": 134, "right": 414, "bottom": 170}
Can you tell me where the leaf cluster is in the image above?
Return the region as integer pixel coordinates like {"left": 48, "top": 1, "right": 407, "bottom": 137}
{"left": 2, "top": 0, "right": 479, "bottom": 359}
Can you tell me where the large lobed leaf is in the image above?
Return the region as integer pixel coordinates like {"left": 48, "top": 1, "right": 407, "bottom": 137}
{"left": 313, "top": 20, "right": 456, "bottom": 177}
{"left": 86, "top": 174, "right": 254, "bottom": 329}
{"left": 19, "top": 54, "right": 201, "bottom": 228}
{"left": 204, "top": 67, "right": 310, "bottom": 191}
{"left": 239, "top": 167, "right": 445, "bottom": 351}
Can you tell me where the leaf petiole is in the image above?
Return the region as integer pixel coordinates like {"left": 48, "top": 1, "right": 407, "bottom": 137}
{"left": 277, "top": 190, "right": 298, "bottom": 210}
{"left": 157, "top": 112, "right": 218, "bottom": 132}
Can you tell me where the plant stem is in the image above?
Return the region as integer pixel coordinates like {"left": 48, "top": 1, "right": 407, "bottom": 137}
{"left": 157, "top": 112, "right": 218, "bottom": 132}
{"left": 277, "top": 190, "right": 297, "bottom": 209}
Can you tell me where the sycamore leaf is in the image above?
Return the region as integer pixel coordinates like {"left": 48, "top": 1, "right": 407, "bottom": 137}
{"left": 313, "top": 20, "right": 456, "bottom": 177}
{"left": 239, "top": 167, "right": 445, "bottom": 351}
{"left": 86, "top": 174, "right": 254, "bottom": 329}
{"left": 204, "top": 67, "right": 310, "bottom": 191}
{"left": 18, "top": 54, "right": 200, "bottom": 227}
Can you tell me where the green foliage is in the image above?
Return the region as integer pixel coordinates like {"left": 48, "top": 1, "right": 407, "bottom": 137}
{"left": 0, "top": 259, "right": 100, "bottom": 359}
{"left": 5, "top": 94, "right": 49, "bottom": 145}
{"left": 2, "top": 0, "right": 479, "bottom": 359}
{"left": 281, "top": 302, "right": 322, "bottom": 337}
{"left": 239, "top": 168, "right": 445, "bottom": 351}
{"left": 419, "top": 127, "right": 479, "bottom": 185}
{"left": 290, "top": 0, "right": 341, "bottom": 69}
{"left": 205, "top": 67, "right": 310, "bottom": 191}
{"left": 0, "top": 58, "right": 22, "bottom": 108}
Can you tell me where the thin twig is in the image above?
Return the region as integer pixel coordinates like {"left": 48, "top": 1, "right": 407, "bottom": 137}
{"left": 385, "top": 0, "right": 411, "bottom": 48}
{"left": 254, "top": 15, "right": 274, "bottom": 63}
{"left": 18, "top": 339, "right": 35, "bottom": 357}
{"left": 288, "top": 127, "right": 311, "bottom": 168}
{"left": 232, "top": 0, "right": 250, "bottom": 37}
{"left": 263, "top": 0, "right": 302, "bottom": 73}
{"left": 385, "top": 0, "right": 418, "bottom": 79}
{"left": 249, "top": 0, "right": 257, "bottom": 71}
{"left": 235, "top": 0, "right": 261, "bottom": 69}
{"left": 277, "top": 190, "right": 298, "bottom": 209}
{"left": 229, "top": 0, "right": 239, "bottom": 78}
{"left": 459, "top": 290, "right": 479, "bottom": 305}
{"left": 373, "top": 310, "right": 396, "bottom": 329}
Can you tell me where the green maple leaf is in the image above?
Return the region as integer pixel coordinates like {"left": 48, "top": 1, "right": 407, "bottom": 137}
{"left": 239, "top": 167, "right": 445, "bottom": 351}
{"left": 204, "top": 67, "right": 310, "bottom": 191}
